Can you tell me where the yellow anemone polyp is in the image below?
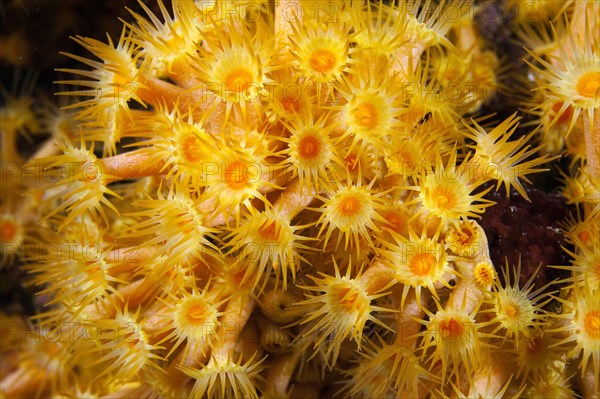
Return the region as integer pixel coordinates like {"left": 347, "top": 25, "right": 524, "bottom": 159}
{"left": 435, "top": 193, "right": 452, "bottom": 209}
{"left": 181, "top": 134, "right": 206, "bottom": 163}
{"left": 422, "top": 176, "right": 467, "bottom": 219}
{"left": 445, "top": 220, "right": 482, "bottom": 258}
{"left": 175, "top": 294, "right": 219, "bottom": 337}
{"left": 338, "top": 196, "right": 361, "bottom": 216}
{"left": 318, "top": 185, "right": 383, "bottom": 250}
{"left": 352, "top": 102, "right": 378, "bottom": 129}
{"left": 473, "top": 261, "right": 495, "bottom": 287}
{"left": 290, "top": 21, "right": 349, "bottom": 84}
{"left": 504, "top": 303, "right": 518, "bottom": 318}
{"left": 310, "top": 49, "right": 337, "bottom": 73}
{"left": 187, "top": 303, "right": 209, "bottom": 322}
{"left": 577, "top": 229, "right": 592, "bottom": 243}
{"left": 0, "top": 217, "right": 17, "bottom": 242}
{"left": 297, "top": 135, "right": 322, "bottom": 160}
{"left": 409, "top": 253, "right": 434, "bottom": 277}
{"left": 440, "top": 318, "right": 463, "bottom": 341}
{"left": 417, "top": 153, "right": 495, "bottom": 226}
{"left": 386, "top": 232, "right": 450, "bottom": 308}
{"left": 584, "top": 310, "right": 600, "bottom": 340}
{"left": 576, "top": 71, "right": 600, "bottom": 98}
{"left": 525, "top": 335, "right": 543, "bottom": 355}
{"left": 335, "top": 286, "right": 362, "bottom": 309}
{"left": 421, "top": 307, "right": 480, "bottom": 382}
{"left": 224, "top": 161, "right": 252, "bottom": 190}
{"left": 225, "top": 68, "right": 254, "bottom": 93}
{"left": 257, "top": 219, "right": 279, "bottom": 241}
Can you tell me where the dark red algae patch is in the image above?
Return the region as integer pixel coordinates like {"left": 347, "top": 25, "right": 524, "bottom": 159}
{"left": 478, "top": 187, "right": 574, "bottom": 289}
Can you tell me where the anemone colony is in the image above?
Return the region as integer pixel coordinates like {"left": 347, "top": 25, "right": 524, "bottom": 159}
{"left": 0, "top": 0, "right": 599, "bottom": 398}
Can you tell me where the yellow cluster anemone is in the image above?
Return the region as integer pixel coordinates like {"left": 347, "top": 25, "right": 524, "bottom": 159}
{"left": 1, "top": 0, "right": 598, "bottom": 398}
